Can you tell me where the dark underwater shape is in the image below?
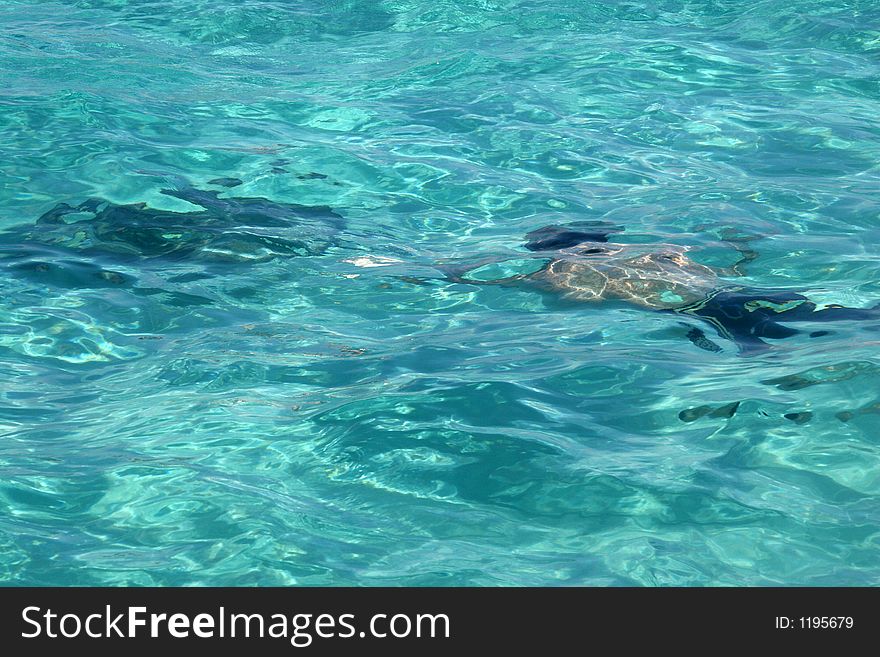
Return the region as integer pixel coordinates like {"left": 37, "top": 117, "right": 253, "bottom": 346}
{"left": 761, "top": 361, "right": 877, "bottom": 390}
{"left": 678, "top": 401, "right": 740, "bottom": 422}
{"left": 836, "top": 400, "right": 880, "bottom": 423}
{"left": 675, "top": 290, "right": 880, "bottom": 356}
{"left": 524, "top": 222, "right": 624, "bottom": 251}
{"left": 160, "top": 186, "right": 344, "bottom": 229}
{"left": 0, "top": 185, "right": 348, "bottom": 344}
{"left": 6, "top": 256, "right": 135, "bottom": 290}
{"left": 784, "top": 412, "right": 813, "bottom": 425}
{"left": 684, "top": 326, "right": 722, "bottom": 353}
{"left": 207, "top": 177, "right": 244, "bottom": 188}
{"left": 14, "top": 186, "right": 345, "bottom": 265}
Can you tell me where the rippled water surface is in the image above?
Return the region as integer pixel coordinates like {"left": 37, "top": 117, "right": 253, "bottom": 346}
{"left": 2, "top": 0, "right": 880, "bottom": 586}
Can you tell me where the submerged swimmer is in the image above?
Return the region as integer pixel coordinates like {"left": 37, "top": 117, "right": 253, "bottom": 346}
{"left": 440, "top": 222, "right": 880, "bottom": 355}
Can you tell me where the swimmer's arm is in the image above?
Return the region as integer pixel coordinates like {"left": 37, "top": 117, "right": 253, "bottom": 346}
{"left": 436, "top": 255, "right": 551, "bottom": 286}
{"left": 728, "top": 244, "right": 759, "bottom": 276}
{"left": 716, "top": 229, "right": 761, "bottom": 277}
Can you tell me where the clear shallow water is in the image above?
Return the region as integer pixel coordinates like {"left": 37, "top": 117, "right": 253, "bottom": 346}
{"left": 1, "top": 0, "right": 879, "bottom": 586}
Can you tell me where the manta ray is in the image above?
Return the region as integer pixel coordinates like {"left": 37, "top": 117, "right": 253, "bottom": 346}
{"left": 443, "top": 222, "right": 880, "bottom": 355}
{"left": 0, "top": 180, "right": 348, "bottom": 334}
{"left": 10, "top": 184, "right": 345, "bottom": 266}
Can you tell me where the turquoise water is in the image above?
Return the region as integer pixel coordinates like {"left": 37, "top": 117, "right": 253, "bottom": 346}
{"left": 1, "top": 0, "right": 880, "bottom": 586}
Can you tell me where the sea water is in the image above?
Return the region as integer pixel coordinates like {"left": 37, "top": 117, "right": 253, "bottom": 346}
{"left": 1, "top": 0, "right": 879, "bottom": 586}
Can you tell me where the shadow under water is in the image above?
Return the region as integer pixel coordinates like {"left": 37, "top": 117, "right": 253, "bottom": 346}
{"left": 16, "top": 185, "right": 345, "bottom": 266}
{"left": 0, "top": 184, "right": 348, "bottom": 353}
